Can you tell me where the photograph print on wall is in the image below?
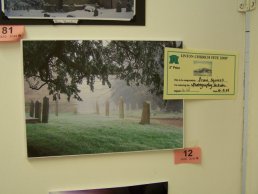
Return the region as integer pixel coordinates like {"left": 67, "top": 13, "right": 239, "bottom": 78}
{"left": 49, "top": 182, "right": 168, "bottom": 194}
{"left": 23, "top": 40, "right": 184, "bottom": 158}
{"left": 2, "top": 0, "right": 136, "bottom": 21}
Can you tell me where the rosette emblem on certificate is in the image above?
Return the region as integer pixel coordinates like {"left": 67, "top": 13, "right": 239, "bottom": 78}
{"left": 163, "top": 48, "right": 238, "bottom": 99}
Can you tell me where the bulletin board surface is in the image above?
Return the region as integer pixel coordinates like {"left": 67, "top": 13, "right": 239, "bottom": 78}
{"left": 0, "top": 0, "right": 245, "bottom": 194}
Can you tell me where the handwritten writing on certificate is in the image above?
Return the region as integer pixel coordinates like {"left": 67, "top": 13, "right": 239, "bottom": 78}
{"left": 163, "top": 48, "right": 238, "bottom": 99}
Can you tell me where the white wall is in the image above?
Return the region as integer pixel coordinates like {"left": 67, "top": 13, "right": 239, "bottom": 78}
{"left": 246, "top": 8, "right": 258, "bottom": 194}
{"left": 0, "top": 0, "right": 245, "bottom": 194}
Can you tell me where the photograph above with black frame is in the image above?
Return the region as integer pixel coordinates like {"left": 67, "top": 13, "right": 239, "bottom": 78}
{"left": 0, "top": 0, "right": 145, "bottom": 25}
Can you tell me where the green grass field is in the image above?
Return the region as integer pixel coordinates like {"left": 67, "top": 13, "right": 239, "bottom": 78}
{"left": 26, "top": 113, "right": 183, "bottom": 157}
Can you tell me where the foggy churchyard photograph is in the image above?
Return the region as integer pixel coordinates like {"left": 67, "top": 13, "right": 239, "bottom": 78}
{"left": 2, "top": 0, "right": 135, "bottom": 20}
{"left": 23, "top": 40, "right": 184, "bottom": 158}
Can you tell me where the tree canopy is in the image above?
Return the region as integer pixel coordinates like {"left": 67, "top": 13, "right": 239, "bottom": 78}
{"left": 23, "top": 40, "right": 182, "bottom": 101}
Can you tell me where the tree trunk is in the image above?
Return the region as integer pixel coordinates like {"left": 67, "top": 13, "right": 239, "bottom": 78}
{"left": 57, "top": 0, "right": 63, "bottom": 10}
{"left": 35, "top": 101, "right": 42, "bottom": 122}
{"left": 55, "top": 98, "right": 59, "bottom": 117}
{"left": 119, "top": 96, "right": 124, "bottom": 119}
{"left": 105, "top": 100, "right": 109, "bottom": 116}
{"left": 116, "top": 0, "right": 122, "bottom": 12}
{"left": 42, "top": 97, "right": 49, "bottom": 123}
{"left": 96, "top": 101, "right": 100, "bottom": 115}
{"left": 126, "top": 1, "right": 132, "bottom": 12}
{"left": 29, "top": 100, "right": 35, "bottom": 117}
{"left": 139, "top": 102, "right": 150, "bottom": 125}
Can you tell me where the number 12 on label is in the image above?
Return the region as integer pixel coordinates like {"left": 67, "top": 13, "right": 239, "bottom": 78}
{"left": 174, "top": 147, "right": 201, "bottom": 164}
{"left": 184, "top": 149, "right": 193, "bottom": 157}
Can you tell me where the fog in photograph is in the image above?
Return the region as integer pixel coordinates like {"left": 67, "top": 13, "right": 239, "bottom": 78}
{"left": 23, "top": 40, "right": 183, "bottom": 158}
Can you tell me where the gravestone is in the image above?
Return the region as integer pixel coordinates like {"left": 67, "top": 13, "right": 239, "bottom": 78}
{"left": 96, "top": 101, "right": 100, "bottom": 115}
{"left": 105, "top": 100, "right": 109, "bottom": 116}
{"left": 55, "top": 99, "right": 59, "bottom": 117}
{"left": 29, "top": 100, "right": 35, "bottom": 117}
{"left": 93, "top": 8, "right": 99, "bottom": 16}
{"left": 35, "top": 101, "right": 42, "bottom": 122}
{"left": 119, "top": 96, "right": 124, "bottom": 119}
{"left": 42, "top": 97, "right": 49, "bottom": 123}
{"left": 139, "top": 102, "right": 150, "bottom": 125}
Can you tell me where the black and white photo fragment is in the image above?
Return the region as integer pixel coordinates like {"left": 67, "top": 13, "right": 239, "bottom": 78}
{"left": 2, "top": 0, "right": 135, "bottom": 21}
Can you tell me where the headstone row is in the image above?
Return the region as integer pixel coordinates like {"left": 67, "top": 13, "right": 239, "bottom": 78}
{"left": 96, "top": 96, "right": 150, "bottom": 125}
{"left": 29, "top": 97, "right": 49, "bottom": 123}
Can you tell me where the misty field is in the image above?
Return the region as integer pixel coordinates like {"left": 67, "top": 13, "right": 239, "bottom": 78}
{"left": 26, "top": 112, "right": 183, "bottom": 157}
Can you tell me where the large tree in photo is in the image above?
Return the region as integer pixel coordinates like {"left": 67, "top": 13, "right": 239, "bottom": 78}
{"left": 23, "top": 40, "right": 182, "bottom": 103}
{"left": 106, "top": 41, "right": 181, "bottom": 95}
{"left": 4, "top": 0, "right": 44, "bottom": 10}
{"left": 23, "top": 40, "right": 112, "bottom": 101}
{"left": 106, "top": 41, "right": 183, "bottom": 112}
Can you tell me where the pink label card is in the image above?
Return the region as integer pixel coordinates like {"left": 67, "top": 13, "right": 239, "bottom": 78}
{"left": 174, "top": 147, "right": 201, "bottom": 164}
{"left": 0, "top": 26, "right": 25, "bottom": 42}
